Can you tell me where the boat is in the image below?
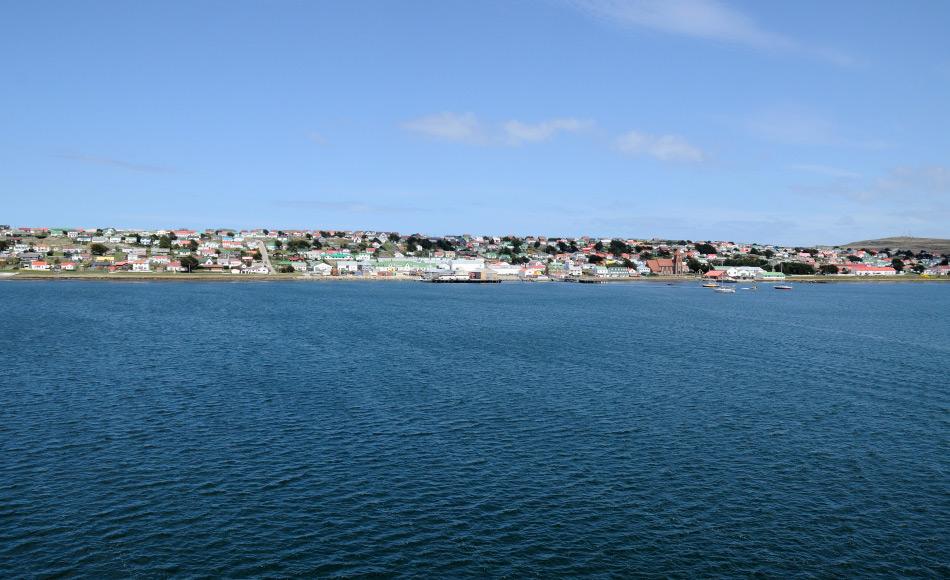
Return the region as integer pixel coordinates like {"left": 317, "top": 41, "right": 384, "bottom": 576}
{"left": 702, "top": 282, "right": 718, "bottom": 288}
{"left": 714, "top": 287, "right": 736, "bottom": 293}
{"left": 774, "top": 285, "right": 793, "bottom": 290}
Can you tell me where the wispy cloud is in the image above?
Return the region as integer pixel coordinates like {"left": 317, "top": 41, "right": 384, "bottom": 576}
{"left": 871, "top": 166, "right": 950, "bottom": 200}
{"left": 402, "top": 112, "right": 591, "bottom": 145}
{"left": 306, "top": 131, "right": 328, "bottom": 145}
{"left": 791, "top": 163, "right": 861, "bottom": 179}
{"left": 794, "top": 165, "right": 950, "bottom": 214}
{"left": 402, "top": 112, "right": 483, "bottom": 143}
{"left": 403, "top": 113, "right": 703, "bottom": 163}
{"left": 503, "top": 118, "right": 592, "bottom": 144}
{"left": 616, "top": 130, "right": 706, "bottom": 162}
{"left": 567, "top": 0, "right": 854, "bottom": 66}
{"left": 57, "top": 153, "right": 173, "bottom": 173}
{"left": 274, "top": 199, "right": 427, "bottom": 214}
{"left": 745, "top": 106, "right": 888, "bottom": 149}
{"left": 745, "top": 108, "right": 837, "bottom": 146}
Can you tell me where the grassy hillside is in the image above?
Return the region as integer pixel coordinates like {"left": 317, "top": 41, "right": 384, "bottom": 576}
{"left": 840, "top": 237, "right": 950, "bottom": 253}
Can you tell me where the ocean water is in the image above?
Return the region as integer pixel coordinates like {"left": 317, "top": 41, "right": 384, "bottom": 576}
{"left": 1, "top": 280, "right": 947, "bottom": 577}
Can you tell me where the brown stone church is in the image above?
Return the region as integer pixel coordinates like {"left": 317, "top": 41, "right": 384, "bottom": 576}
{"left": 646, "top": 249, "right": 685, "bottom": 275}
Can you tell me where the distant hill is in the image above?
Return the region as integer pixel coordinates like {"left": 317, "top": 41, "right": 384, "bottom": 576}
{"left": 839, "top": 237, "right": 950, "bottom": 253}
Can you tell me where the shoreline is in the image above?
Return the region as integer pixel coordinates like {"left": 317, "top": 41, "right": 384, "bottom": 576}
{"left": 2, "top": 272, "right": 948, "bottom": 283}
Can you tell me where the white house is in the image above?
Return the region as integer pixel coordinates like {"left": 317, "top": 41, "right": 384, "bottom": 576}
{"left": 449, "top": 258, "right": 485, "bottom": 273}
{"left": 723, "top": 266, "right": 764, "bottom": 279}
{"left": 487, "top": 262, "right": 521, "bottom": 277}
{"left": 310, "top": 262, "right": 333, "bottom": 276}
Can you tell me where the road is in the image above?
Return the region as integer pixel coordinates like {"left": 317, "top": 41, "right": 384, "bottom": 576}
{"left": 255, "top": 240, "right": 275, "bottom": 274}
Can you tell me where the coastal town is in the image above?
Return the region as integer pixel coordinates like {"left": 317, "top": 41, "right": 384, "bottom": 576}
{"left": 2, "top": 225, "right": 948, "bottom": 281}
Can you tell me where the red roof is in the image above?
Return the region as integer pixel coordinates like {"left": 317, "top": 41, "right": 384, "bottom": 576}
{"left": 848, "top": 264, "right": 895, "bottom": 272}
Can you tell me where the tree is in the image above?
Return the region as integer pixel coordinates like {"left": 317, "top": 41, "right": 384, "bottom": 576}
{"left": 0, "top": 240, "right": 9, "bottom": 252}
{"left": 188, "top": 240, "right": 198, "bottom": 252}
{"left": 891, "top": 258, "right": 905, "bottom": 272}
{"left": 180, "top": 255, "right": 199, "bottom": 272}
{"left": 388, "top": 232, "right": 400, "bottom": 242}
{"left": 609, "top": 239, "right": 629, "bottom": 256}
{"left": 912, "top": 264, "right": 925, "bottom": 274}
{"left": 723, "top": 255, "right": 768, "bottom": 267}
{"left": 687, "top": 257, "right": 709, "bottom": 273}
{"left": 158, "top": 235, "right": 172, "bottom": 249}
{"left": 278, "top": 264, "right": 295, "bottom": 273}
{"left": 777, "top": 262, "right": 815, "bottom": 275}
{"left": 588, "top": 255, "right": 604, "bottom": 264}
{"left": 90, "top": 243, "right": 109, "bottom": 256}
{"left": 286, "top": 238, "right": 311, "bottom": 252}
{"left": 694, "top": 242, "right": 717, "bottom": 255}
{"left": 846, "top": 255, "right": 862, "bottom": 262}
{"left": 819, "top": 264, "right": 839, "bottom": 274}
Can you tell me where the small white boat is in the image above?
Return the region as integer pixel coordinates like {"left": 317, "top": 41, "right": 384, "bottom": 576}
{"left": 714, "top": 287, "right": 736, "bottom": 293}
{"left": 702, "top": 282, "right": 719, "bottom": 288}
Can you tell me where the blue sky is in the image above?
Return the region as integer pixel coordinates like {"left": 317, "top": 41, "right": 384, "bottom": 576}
{"left": 1, "top": 0, "right": 948, "bottom": 245}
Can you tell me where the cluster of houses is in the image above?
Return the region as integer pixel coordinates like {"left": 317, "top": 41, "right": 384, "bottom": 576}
{"left": 2, "top": 225, "right": 948, "bottom": 279}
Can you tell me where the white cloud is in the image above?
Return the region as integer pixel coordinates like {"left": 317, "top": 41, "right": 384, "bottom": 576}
{"left": 616, "top": 130, "right": 705, "bottom": 162}
{"left": 306, "top": 131, "right": 328, "bottom": 145}
{"left": 402, "top": 112, "right": 482, "bottom": 143}
{"left": 791, "top": 163, "right": 861, "bottom": 179}
{"left": 568, "top": 0, "right": 853, "bottom": 65}
{"left": 745, "top": 107, "right": 887, "bottom": 149}
{"left": 746, "top": 107, "right": 837, "bottom": 146}
{"left": 872, "top": 166, "right": 950, "bottom": 199}
{"left": 793, "top": 165, "right": 950, "bottom": 224}
{"left": 403, "top": 113, "right": 591, "bottom": 145}
{"left": 503, "top": 118, "right": 592, "bottom": 144}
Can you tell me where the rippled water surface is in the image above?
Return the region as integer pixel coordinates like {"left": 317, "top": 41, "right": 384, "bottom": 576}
{"left": 1, "top": 281, "right": 948, "bottom": 577}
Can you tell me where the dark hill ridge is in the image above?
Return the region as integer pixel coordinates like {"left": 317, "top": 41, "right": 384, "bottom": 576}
{"left": 840, "top": 237, "right": 950, "bottom": 253}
